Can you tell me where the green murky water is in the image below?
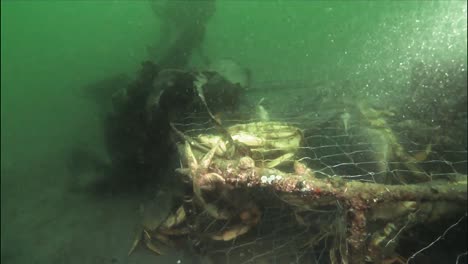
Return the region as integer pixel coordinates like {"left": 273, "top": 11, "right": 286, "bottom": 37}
{"left": 1, "top": 1, "right": 467, "bottom": 263}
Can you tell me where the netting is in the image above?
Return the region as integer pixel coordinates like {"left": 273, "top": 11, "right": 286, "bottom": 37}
{"left": 131, "top": 80, "right": 467, "bottom": 264}
{"left": 157, "top": 82, "right": 467, "bottom": 264}
{"left": 173, "top": 95, "right": 467, "bottom": 184}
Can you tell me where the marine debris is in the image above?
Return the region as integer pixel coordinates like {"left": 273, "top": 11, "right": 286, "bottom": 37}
{"left": 132, "top": 118, "right": 467, "bottom": 264}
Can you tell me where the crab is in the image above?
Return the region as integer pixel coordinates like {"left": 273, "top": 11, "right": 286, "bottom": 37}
{"left": 128, "top": 203, "right": 189, "bottom": 256}
{"left": 193, "top": 121, "right": 303, "bottom": 169}
{"left": 177, "top": 141, "right": 262, "bottom": 241}
{"left": 182, "top": 141, "right": 232, "bottom": 220}
{"left": 169, "top": 121, "right": 301, "bottom": 243}
{"left": 353, "top": 102, "right": 432, "bottom": 183}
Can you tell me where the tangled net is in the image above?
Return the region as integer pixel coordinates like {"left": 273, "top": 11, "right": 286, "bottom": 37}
{"left": 133, "top": 82, "right": 467, "bottom": 264}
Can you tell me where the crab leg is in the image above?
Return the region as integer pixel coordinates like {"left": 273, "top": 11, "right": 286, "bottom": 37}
{"left": 186, "top": 142, "right": 231, "bottom": 220}
{"left": 199, "top": 141, "right": 218, "bottom": 169}
{"left": 143, "top": 230, "right": 165, "bottom": 255}
{"left": 128, "top": 229, "right": 143, "bottom": 256}
{"left": 184, "top": 141, "right": 198, "bottom": 172}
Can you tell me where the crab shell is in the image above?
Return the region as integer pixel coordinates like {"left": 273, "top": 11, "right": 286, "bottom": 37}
{"left": 195, "top": 121, "right": 303, "bottom": 168}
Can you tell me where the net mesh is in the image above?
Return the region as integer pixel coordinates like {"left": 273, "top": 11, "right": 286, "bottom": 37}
{"left": 174, "top": 103, "right": 467, "bottom": 182}
{"left": 166, "top": 82, "right": 467, "bottom": 263}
